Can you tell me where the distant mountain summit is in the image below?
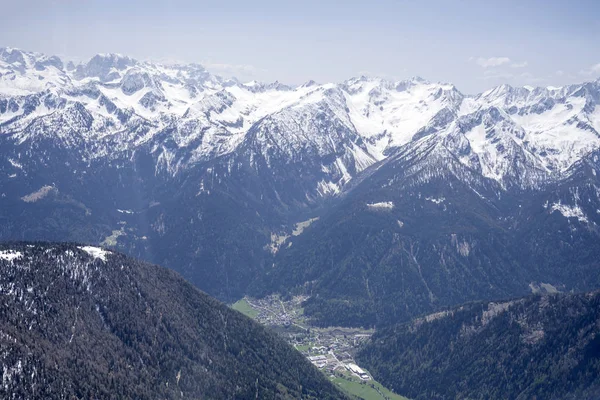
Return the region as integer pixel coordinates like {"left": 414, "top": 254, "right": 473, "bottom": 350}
{"left": 0, "top": 242, "right": 345, "bottom": 399}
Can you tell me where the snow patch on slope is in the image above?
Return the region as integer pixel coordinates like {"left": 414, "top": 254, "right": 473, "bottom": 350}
{"left": 367, "top": 201, "right": 394, "bottom": 210}
{"left": 0, "top": 250, "right": 22, "bottom": 262}
{"left": 551, "top": 202, "right": 588, "bottom": 223}
{"left": 77, "top": 246, "right": 110, "bottom": 262}
{"left": 425, "top": 196, "right": 445, "bottom": 204}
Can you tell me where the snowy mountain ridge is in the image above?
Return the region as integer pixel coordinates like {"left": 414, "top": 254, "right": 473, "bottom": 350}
{"left": 2, "top": 46, "right": 600, "bottom": 191}
{"left": 3, "top": 47, "right": 600, "bottom": 320}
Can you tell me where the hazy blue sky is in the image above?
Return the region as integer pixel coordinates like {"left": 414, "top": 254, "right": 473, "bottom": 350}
{"left": 2, "top": 0, "right": 599, "bottom": 93}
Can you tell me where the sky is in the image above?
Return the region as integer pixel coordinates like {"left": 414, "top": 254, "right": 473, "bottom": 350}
{"left": 1, "top": 0, "right": 599, "bottom": 93}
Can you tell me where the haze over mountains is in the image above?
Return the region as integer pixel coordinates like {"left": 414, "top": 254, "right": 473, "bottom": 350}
{"left": 2, "top": 46, "right": 600, "bottom": 330}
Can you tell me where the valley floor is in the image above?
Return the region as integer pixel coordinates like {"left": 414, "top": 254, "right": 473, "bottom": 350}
{"left": 232, "top": 296, "right": 408, "bottom": 400}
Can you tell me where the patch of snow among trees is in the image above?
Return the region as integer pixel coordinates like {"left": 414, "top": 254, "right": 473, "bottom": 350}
{"left": 551, "top": 202, "right": 588, "bottom": 223}
{"left": 0, "top": 251, "right": 22, "bottom": 262}
{"left": 77, "top": 246, "right": 110, "bottom": 262}
{"left": 367, "top": 201, "right": 394, "bottom": 210}
{"left": 425, "top": 196, "right": 445, "bottom": 204}
{"left": 8, "top": 158, "right": 23, "bottom": 170}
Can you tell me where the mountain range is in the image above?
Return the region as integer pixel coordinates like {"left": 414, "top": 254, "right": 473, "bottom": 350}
{"left": 2, "top": 46, "right": 600, "bottom": 328}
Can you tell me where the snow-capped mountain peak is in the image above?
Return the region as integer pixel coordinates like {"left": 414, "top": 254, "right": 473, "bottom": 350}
{"left": 2, "top": 47, "right": 600, "bottom": 194}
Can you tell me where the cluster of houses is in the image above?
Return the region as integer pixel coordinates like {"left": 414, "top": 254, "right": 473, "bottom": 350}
{"left": 242, "top": 295, "right": 373, "bottom": 382}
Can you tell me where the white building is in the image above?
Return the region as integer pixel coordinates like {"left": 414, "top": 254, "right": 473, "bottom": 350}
{"left": 346, "top": 363, "right": 370, "bottom": 380}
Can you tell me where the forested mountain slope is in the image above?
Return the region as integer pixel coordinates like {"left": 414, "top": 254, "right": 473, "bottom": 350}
{"left": 0, "top": 242, "right": 346, "bottom": 399}
{"left": 357, "top": 291, "right": 600, "bottom": 400}
{"left": 258, "top": 142, "right": 600, "bottom": 327}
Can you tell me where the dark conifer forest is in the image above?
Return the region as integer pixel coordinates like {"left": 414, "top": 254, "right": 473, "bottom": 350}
{"left": 0, "top": 242, "right": 346, "bottom": 399}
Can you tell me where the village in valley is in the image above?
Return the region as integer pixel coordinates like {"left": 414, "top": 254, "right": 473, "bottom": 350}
{"left": 232, "top": 295, "right": 407, "bottom": 400}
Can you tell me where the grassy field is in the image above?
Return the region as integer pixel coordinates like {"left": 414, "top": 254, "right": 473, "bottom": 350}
{"left": 231, "top": 298, "right": 259, "bottom": 319}
{"left": 331, "top": 375, "right": 408, "bottom": 400}
{"left": 294, "top": 344, "right": 312, "bottom": 352}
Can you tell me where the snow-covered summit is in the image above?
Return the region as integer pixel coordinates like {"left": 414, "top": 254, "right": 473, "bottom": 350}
{"left": 1, "top": 47, "right": 600, "bottom": 191}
